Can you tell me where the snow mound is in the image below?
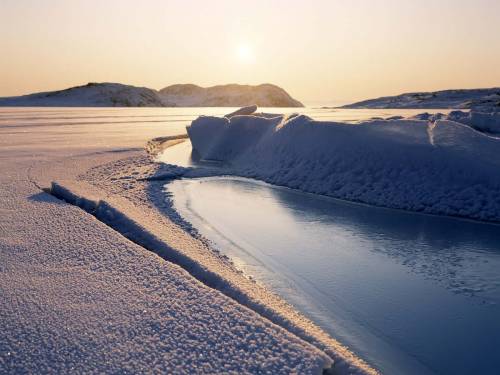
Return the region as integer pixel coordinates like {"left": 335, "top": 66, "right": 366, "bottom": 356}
{"left": 405, "top": 110, "right": 500, "bottom": 135}
{"left": 468, "top": 111, "right": 500, "bottom": 133}
{"left": 188, "top": 112, "right": 500, "bottom": 222}
{"left": 442, "top": 110, "right": 500, "bottom": 134}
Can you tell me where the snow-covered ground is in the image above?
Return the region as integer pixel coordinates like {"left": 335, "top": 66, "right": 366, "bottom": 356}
{"left": 0, "top": 107, "right": 359, "bottom": 374}
{"left": 79, "top": 154, "right": 374, "bottom": 374}
{"left": 6, "top": 105, "right": 488, "bottom": 374}
{"left": 187, "top": 109, "right": 500, "bottom": 223}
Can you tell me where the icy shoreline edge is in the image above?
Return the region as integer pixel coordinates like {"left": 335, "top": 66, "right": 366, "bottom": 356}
{"left": 187, "top": 110, "right": 500, "bottom": 223}
{"left": 68, "top": 146, "right": 379, "bottom": 374}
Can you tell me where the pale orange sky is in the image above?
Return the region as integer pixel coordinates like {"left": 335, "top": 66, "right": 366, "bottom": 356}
{"left": 1, "top": 0, "right": 500, "bottom": 103}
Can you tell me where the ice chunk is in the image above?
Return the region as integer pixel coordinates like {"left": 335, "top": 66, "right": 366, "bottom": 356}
{"left": 224, "top": 104, "right": 258, "bottom": 118}
{"left": 188, "top": 112, "right": 500, "bottom": 222}
{"left": 186, "top": 116, "right": 229, "bottom": 158}
{"left": 468, "top": 111, "right": 500, "bottom": 134}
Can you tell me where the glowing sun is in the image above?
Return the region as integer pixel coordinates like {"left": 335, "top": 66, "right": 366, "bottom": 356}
{"left": 236, "top": 44, "right": 255, "bottom": 64}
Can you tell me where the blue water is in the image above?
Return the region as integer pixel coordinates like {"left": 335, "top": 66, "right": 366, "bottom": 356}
{"left": 167, "top": 175, "right": 500, "bottom": 375}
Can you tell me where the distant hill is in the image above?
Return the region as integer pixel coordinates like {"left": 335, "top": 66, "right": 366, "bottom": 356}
{"left": 342, "top": 88, "right": 500, "bottom": 110}
{"left": 0, "top": 83, "right": 167, "bottom": 107}
{"left": 159, "top": 83, "right": 303, "bottom": 107}
{"left": 0, "top": 82, "right": 303, "bottom": 108}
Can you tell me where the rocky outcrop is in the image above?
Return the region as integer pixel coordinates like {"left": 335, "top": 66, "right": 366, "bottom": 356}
{"left": 159, "top": 83, "right": 303, "bottom": 107}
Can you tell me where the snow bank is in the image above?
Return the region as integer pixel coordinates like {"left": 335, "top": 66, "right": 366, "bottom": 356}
{"left": 407, "top": 110, "right": 500, "bottom": 135}
{"left": 45, "top": 181, "right": 333, "bottom": 374}
{"left": 188, "top": 113, "right": 500, "bottom": 222}
{"left": 443, "top": 110, "right": 500, "bottom": 134}
{"left": 82, "top": 155, "right": 377, "bottom": 374}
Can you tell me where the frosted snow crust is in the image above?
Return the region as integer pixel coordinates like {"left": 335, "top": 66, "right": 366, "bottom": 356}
{"left": 188, "top": 112, "right": 500, "bottom": 222}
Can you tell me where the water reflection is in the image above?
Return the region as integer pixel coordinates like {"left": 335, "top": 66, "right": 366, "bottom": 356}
{"left": 167, "top": 176, "right": 500, "bottom": 375}
{"left": 264, "top": 182, "right": 500, "bottom": 302}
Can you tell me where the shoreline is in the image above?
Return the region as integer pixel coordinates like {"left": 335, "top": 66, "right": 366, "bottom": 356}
{"left": 157, "top": 138, "right": 500, "bottom": 227}
{"left": 72, "top": 144, "right": 378, "bottom": 374}
{"left": 6, "top": 105, "right": 498, "bottom": 373}
{"left": 1, "top": 106, "right": 355, "bottom": 375}
{"left": 7, "top": 147, "right": 334, "bottom": 374}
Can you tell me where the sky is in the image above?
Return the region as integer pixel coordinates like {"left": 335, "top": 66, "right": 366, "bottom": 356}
{"left": 1, "top": 0, "right": 500, "bottom": 103}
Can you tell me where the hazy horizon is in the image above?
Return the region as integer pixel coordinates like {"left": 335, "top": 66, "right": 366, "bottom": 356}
{"left": 2, "top": 81, "right": 500, "bottom": 106}
{"left": 1, "top": 0, "right": 500, "bottom": 102}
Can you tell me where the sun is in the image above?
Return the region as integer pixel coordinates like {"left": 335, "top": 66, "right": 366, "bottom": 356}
{"left": 236, "top": 44, "right": 255, "bottom": 64}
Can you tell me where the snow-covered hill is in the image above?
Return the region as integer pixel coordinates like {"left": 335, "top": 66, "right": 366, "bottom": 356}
{"left": 0, "top": 83, "right": 168, "bottom": 107}
{"left": 0, "top": 82, "right": 303, "bottom": 108}
{"left": 343, "top": 88, "right": 500, "bottom": 110}
{"left": 159, "top": 83, "right": 303, "bottom": 107}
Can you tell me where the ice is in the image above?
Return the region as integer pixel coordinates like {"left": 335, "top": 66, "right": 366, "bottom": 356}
{"left": 188, "top": 110, "right": 500, "bottom": 222}
{"left": 0, "top": 107, "right": 337, "bottom": 375}
{"left": 410, "top": 109, "right": 500, "bottom": 135}
{"left": 224, "top": 104, "right": 258, "bottom": 118}
{"left": 81, "top": 153, "right": 375, "bottom": 374}
{"left": 446, "top": 110, "right": 500, "bottom": 134}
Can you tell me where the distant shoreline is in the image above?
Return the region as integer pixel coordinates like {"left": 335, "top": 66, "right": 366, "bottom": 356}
{"left": 0, "top": 82, "right": 304, "bottom": 108}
